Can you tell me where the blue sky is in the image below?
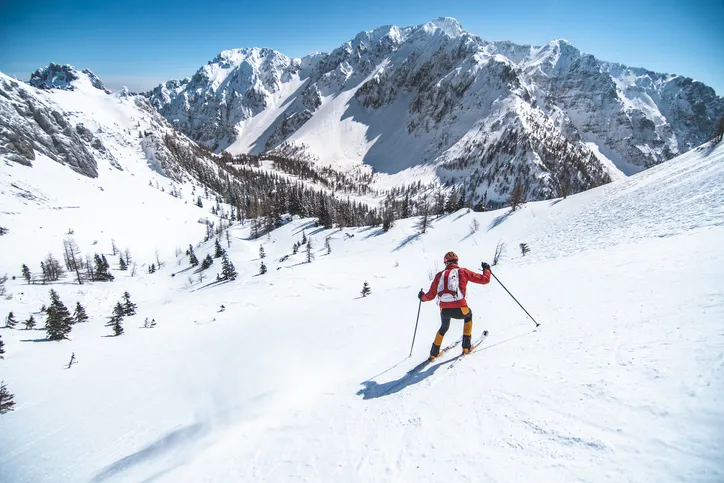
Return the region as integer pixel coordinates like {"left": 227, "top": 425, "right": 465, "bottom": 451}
{"left": 1, "top": 0, "right": 722, "bottom": 95}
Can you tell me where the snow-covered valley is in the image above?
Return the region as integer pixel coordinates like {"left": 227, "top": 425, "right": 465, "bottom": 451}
{"left": 1, "top": 137, "right": 722, "bottom": 482}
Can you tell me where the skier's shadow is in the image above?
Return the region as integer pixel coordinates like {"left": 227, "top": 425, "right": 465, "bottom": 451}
{"left": 357, "top": 357, "right": 457, "bottom": 399}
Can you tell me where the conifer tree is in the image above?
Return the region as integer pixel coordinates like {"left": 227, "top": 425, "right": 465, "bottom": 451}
{"left": 301, "top": 231, "right": 307, "bottom": 245}
{"left": 122, "top": 292, "right": 137, "bottom": 316}
{"left": 93, "top": 254, "right": 114, "bottom": 281}
{"left": 325, "top": 237, "right": 331, "bottom": 255}
{"left": 0, "top": 381, "right": 15, "bottom": 414}
{"left": 306, "top": 239, "right": 314, "bottom": 263}
{"left": 74, "top": 302, "right": 89, "bottom": 323}
{"left": 292, "top": 242, "right": 299, "bottom": 255}
{"left": 0, "top": 334, "right": 4, "bottom": 358}
{"left": 520, "top": 243, "right": 530, "bottom": 256}
{"left": 149, "top": 263, "right": 156, "bottom": 274}
{"left": 201, "top": 254, "right": 214, "bottom": 270}
{"left": 107, "top": 302, "right": 124, "bottom": 336}
{"left": 46, "top": 289, "right": 73, "bottom": 340}
{"left": 24, "top": 315, "right": 36, "bottom": 330}
{"left": 5, "top": 312, "right": 17, "bottom": 329}
{"left": 220, "top": 253, "right": 237, "bottom": 281}
{"left": 361, "top": 281, "right": 371, "bottom": 297}
{"left": 119, "top": 256, "right": 127, "bottom": 271}
{"left": 259, "top": 245, "right": 265, "bottom": 259}
{"left": 259, "top": 261, "right": 267, "bottom": 275}
{"left": 214, "top": 239, "right": 225, "bottom": 258}
{"left": 189, "top": 249, "right": 199, "bottom": 267}
{"left": 22, "top": 264, "right": 31, "bottom": 284}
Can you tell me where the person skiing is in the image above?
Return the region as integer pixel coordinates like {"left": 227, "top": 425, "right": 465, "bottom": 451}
{"left": 418, "top": 252, "right": 491, "bottom": 360}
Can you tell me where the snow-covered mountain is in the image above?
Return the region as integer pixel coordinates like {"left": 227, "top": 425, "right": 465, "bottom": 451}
{"left": 149, "top": 17, "right": 723, "bottom": 200}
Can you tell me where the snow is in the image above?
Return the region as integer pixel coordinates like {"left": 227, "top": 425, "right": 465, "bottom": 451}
{"left": 1, "top": 140, "right": 723, "bottom": 482}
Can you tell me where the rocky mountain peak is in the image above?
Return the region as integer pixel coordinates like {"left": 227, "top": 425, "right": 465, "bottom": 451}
{"left": 29, "top": 63, "right": 109, "bottom": 93}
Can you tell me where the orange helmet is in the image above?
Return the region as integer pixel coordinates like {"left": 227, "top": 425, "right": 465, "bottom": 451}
{"left": 444, "top": 251, "right": 458, "bottom": 264}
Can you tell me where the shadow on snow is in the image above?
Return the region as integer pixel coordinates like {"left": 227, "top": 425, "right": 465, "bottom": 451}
{"left": 357, "top": 357, "right": 457, "bottom": 400}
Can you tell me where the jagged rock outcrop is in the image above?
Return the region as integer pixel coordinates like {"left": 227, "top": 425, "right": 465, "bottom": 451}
{"left": 0, "top": 74, "right": 105, "bottom": 177}
{"left": 29, "top": 63, "right": 110, "bottom": 94}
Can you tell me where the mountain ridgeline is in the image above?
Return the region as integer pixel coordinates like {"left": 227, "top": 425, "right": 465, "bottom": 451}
{"left": 147, "top": 17, "right": 723, "bottom": 202}
{"left": 1, "top": 17, "right": 722, "bottom": 217}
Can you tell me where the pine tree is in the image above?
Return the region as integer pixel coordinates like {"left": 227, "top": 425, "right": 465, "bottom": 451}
{"left": 149, "top": 263, "right": 156, "bottom": 274}
{"left": 46, "top": 289, "right": 73, "bottom": 340}
{"left": 445, "top": 187, "right": 459, "bottom": 213}
{"left": 24, "top": 315, "right": 36, "bottom": 330}
{"left": 361, "top": 281, "right": 371, "bottom": 297}
{"left": 0, "top": 334, "right": 4, "bottom": 358}
{"left": 122, "top": 292, "right": 137, "bottom": 316}
{"left": 93, "top": 254, "right": 114, "bottom": 281}
{"left": 259, "top": 245, "right": 265, "bottom": 259}
{"left": 107, "top": 302, "right": 124, "bottom": 336}
{"left": 417, "top": 199, "right": 429, "bottom": 234}
{"left": 292, "top": 242, "right": 299, "bottom": 255}
{"left": 306, "top": 239, "right": 314, "bottom": 263}
{"left": 520, "top": 243, "right": 530, "bottom": 256}
{"left": 259, "top": 261, "right": 267, "bottom": 275}
{"left": 325, "top": 237, "right": 331, "bottom": 255}
{"left": 119, "top": 256, "right": 127, "bottom": 271}
{"left": 201, "top": 254, "right": 214, "bottom": 270}
{"left": 220, "top": 253, "right": 237, "bottom": 281}
{"left": 301, "top": 231, "right": 307, "bottom": 245}
{"left": 22, "top": 264, "right": 31, "bottom": 284}
{"left": 5, "top": 312, "right": 17, "bottom": 329}
{"left": 0, "top": 381, "right": 15, "bottom": 414}
{"left": 189, "top": 249, "right": 199, "bottom": 267}
{"left": 74, "top": 302, "right": 89, "bottom": 323}
{"left": 214, "top": 239, "right": 225, "bottom": 258}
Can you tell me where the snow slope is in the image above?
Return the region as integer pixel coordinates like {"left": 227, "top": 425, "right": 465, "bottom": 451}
{"left": 0, "top": 142, "right": 723, "bottom": 482}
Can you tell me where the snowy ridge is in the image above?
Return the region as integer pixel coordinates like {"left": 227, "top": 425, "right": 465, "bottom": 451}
{"left": 147, "top": 17, "right": 723, "bottom": 204}
{"left": 0, "top": 141, "right": 722, "bottom": 482}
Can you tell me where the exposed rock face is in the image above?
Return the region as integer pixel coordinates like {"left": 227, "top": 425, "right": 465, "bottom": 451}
{"left": 29, "top": 63, "right": 110, "bottom": 94}
{"left": 0, "top": 74, "right": 103, "bottom": 177}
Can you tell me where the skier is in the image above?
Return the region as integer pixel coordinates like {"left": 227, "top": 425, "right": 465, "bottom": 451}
{"left": 418, "top": 252, "right": 491, "bottom": 360}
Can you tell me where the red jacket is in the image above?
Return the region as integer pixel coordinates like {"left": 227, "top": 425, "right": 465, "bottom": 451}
{"left": 422, "top": 264, "right": 491, "bottom": 309}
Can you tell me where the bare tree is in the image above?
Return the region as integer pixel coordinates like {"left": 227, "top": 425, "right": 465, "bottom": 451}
{"left": 469, "top": 219, "right": 480, "bottom": 234}
{"left": 508, "top": 178, "right": 525, "bottom": 211}
{"left": 493, "top": 241, "right": 506, "bottom": 266}
{"left": 43, "top": 254, "right": 64, "bottom": 282}
{"left": 111, "top": 239, "right": 118, "bottom": 256}
{"left": 63, "top": 238, "right": 83, "bottom": 284}
{"left": 155, "top": 249, "right": 162, "bottom": 269}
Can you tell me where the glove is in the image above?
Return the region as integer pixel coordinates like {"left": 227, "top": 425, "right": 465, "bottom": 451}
{"left": 418, "top": 289, "right": 425, "bottom": 300}
{"left": 481, "top": 262, "right": 491, "bottom": 271}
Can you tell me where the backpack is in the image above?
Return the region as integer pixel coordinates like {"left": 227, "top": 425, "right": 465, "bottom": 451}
{"left": 437, "top": 268, "right": 462, "bottom": 303}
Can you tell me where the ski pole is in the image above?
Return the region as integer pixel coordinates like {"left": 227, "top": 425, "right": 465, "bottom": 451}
{"left": 409, "top": 296, "right": 423, "bottom": 357}
{"left": 488, "top": 269, "right": 541, "bottom": 327}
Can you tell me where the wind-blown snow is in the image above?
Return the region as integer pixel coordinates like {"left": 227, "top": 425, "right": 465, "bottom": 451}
{"left": 0, "top": 141, "right": 722, "bottom": 481}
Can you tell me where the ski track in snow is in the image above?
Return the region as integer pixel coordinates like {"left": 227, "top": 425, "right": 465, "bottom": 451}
{"left": 0, "top": 143, "right": 723, "bottom": 482}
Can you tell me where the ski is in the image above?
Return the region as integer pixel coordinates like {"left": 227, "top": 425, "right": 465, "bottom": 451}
{"left": 446, "top": 330, "right": 489, "bottom": 371}
{"left": 405, "top": 338, "right": 463, "bottom": 375}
